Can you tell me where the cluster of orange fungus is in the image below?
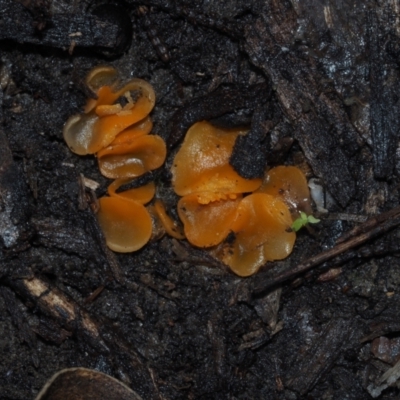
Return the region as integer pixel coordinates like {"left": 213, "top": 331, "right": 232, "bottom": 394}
{"left": 172, "top": 121, "right": 261, "bottom": 196}
{"left": 172, "top": 121, "right": 311, "bottom": 277}
{"left": 63, "top": 66, "right": 167, "bottom": 252}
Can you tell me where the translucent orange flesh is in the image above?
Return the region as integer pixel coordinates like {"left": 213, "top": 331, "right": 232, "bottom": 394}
{"left": 85, "top": 66, "right": 119, "bottom": 92}
{"left": 97, "top": 197, "right": 152, "bottom": 252}
{"left": 84, "top": 66, "right": 120, "bottom": 113}
{"left": 95, "top": 104, "right": 123, "bottom": 117}
{"left": 172, "top": 121, "right": 262, "bottom": 196}
{"left": 65, "top": 91, "right": 155, "bottom": 156}
{"left": 97, "top": 135, "right": 167, "bottom": 179}
{"left": 195, "top": 192, "right": 239, "bottom": 204}
{"left": 63, "top": 113, "right": 99, "bottom": 155}
{"left": 111, "top": 117, "right": 153, "bottom": 145}
{"left": 178, "top": 193, "right": 242, "bottom": 247}
{"left": 220, "top": 193, "right": 296, "bottom": 277}
{"left": 256, "top": 166, "right": 312, "bottom": 217}
{"left": 154, "top": 199, "right": 185, "bottom": 239}
{"left": 65, "top": 69, "right": 166, "bottom": 254}
{"left": 108, "top": 180, "right": 155, "bottom": 204}
{"left": 88, "top": 96, "right": 155, "bottom": 153}
{"left": 84, "top": 85, "right": 121, "bottom": 114}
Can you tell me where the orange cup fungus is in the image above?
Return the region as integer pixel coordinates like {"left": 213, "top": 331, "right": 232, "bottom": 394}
{"left": 63, "top": 66, "right": 167, "bottom": 252}
{"left": 172, "top": 121, "right": 311, "bottom": 277}
{"left": 172, "top": 121, "right": 261, "bottom": 196}
{"left": 220, "top": 193, "right": 296, "bottom": 277}
{"left": 64, "top": 67, "right": 313, "bottom": 275}
{"left": 256, "top": 165, "right": 312, "bottom": 217}
{"left": 97, "top": 196, "right": 152, "bottom": 253}
{"left": 177, "top": 193, "right": 243, "bottom": 247}
{"left": 152, "top": 199, "right": 185, "bottom": 240}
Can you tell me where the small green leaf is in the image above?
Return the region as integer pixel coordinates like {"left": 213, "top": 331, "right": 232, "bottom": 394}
{"left": 299, "top": 211, "right": 307, "bottom": 220}
{"left": 291, "top": 219, "right": 305, "bottom": 232}
{"left": 291, "top": 212, "right": 321, "bottom": 232}
{"left": 307, "top": 215, "right": 320, "bottom": 224}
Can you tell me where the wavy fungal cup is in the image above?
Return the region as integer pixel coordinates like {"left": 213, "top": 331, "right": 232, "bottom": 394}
{"left": 64, "top": 73, "right": 156, "bottom": 156}
{"left": 256, "top": 165, "right": 312, "bottom": 217}
{"left": 171, "top": 121, "right": 262, "bottom": 196}
{"left": 220, "top": 193, "right": 296, "bottom": 277}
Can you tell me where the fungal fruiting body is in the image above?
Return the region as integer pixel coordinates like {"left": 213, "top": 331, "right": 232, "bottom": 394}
{"left": 256, "top": 165, "right": 312, "bottom": 217}
{"left": 64, "top": 67, "right": 313, "bottom": 274}
{"left": 97, "top": 196, "right": 152, "bottom": 252}
{"left": 172, "top": 121, "right": 262, "bottom": 196}
{"left": 172, "top": 121, "right": 311, "bottom": 277}
{"left": 152, "top": 199, "right": 185, "bottom": 240}
{"left": 221, "top": 194, "right": 296, "bottom": 276}
{"left": 97, "top": 134, "right": 166, "bottom": 179}
{"left": 64, "top": 66, "right": 167, "bottom": 252}
{"left": 172, "top": 121, "right": 261, "bottom": 249}
{"left": 178, "top": 193, "right": 243, "bottom": 247}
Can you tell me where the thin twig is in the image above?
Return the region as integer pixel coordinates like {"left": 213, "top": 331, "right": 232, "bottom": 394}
{"left": 253, "top": 206, "right": 400, "bottom": 294}
{"left": 336, "top": 205, "right": 400, "bottom": 244}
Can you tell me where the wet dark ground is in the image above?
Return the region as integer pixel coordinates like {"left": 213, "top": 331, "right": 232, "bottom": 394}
{"left": 2, "top": 0, "right": 400, "bottom": 399}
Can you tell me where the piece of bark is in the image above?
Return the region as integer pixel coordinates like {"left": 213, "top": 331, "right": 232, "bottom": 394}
{"left": 7, "top": 274, "right": 156, "bottom": 397}
{"left": 0, "top": 0, "right": 128, "bottom": 55}
{"left": 0, "top": 286, "right": 37, "bottom": 351}
{"left": 285, "top": 318, "right": 355, "bottom": 394}
{"left": 229, "top": 105, "right": 271, "bottom": 179}
{"left": 167, "top": 83, "right": 270, "bottom": 148}
{"left": 34, "top": 315, "right": 73, "bottom": 345}
{"left": 367, "top": 7, "right": 400, "bottom": 179}
{"left": 32, "top": 217, "right": 99, "bottom": 258}
{"left": 0, "top": 91, "right": 31, "bottom": 261}
{"left": 244, "top": 1, "right": 360, "bottom": 207}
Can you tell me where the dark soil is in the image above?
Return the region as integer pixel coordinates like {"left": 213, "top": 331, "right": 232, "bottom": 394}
{"left": 1, "top": 0, "right": 400, "bottom": 399}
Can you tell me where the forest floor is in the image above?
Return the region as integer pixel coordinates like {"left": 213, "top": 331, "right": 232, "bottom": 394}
{"left": 1, "top": 0, "right": 400, "bottom": 399}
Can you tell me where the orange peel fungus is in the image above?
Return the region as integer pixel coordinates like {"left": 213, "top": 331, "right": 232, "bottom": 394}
{"left": 172, "top": 121, "right": 262, "bottom": 196}
{"left": 256, "top": 165, "right": 312, "bottom": 217}
{"left": 64, "top": 68, "right": 157, "bottom": 155}
{"left": 64, "top": 66, "right": 168, "bottom": 252}
{"left": 97, "top": 196, "right": 152, "bottom": 253}
{"left": 220, "top": 193, "right": 296, "bottom": 277}
{"left": 172, "top": 121, "right": 310, "bottom": 277}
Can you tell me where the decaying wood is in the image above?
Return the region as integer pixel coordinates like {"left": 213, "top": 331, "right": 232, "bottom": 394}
{"left": 6, "top": 274, "right": 157, "bottom": 397}
{"left": 0, "top": 0, "right": 128, "bottom": 55}
{"left": 0, "top": 106, "right": 32, "bottom": 265}
{"left": 0, "top": 286, "right": 38, "bottom": 362}
{"left": 1, "top": 0, "right": 400, "bottom": 398}
{"left": 167, "top": 83, "right": 270, "bottom": 148}
{"left": 367, "top": 7, "right": 400, "bottom": 178}
{"left": 285, "top": 318, "right": 356, "bottom": 395}
{"left": 244, "top": 0, "right": 360, "bottom": 207}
